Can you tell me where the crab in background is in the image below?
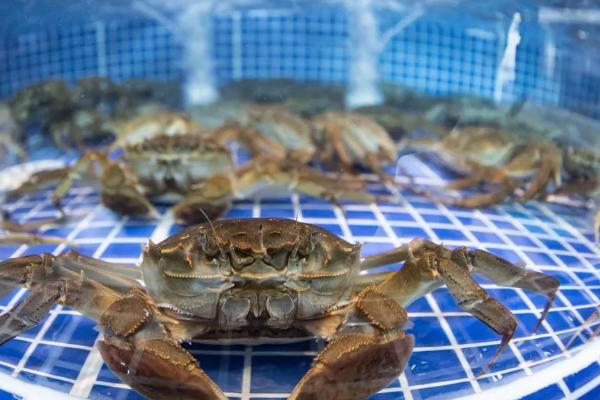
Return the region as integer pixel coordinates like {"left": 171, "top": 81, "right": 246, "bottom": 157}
{"left": 0, "top": 218, "right": 559, "bottom": 400}
{"left": 406, "top": 125, "right": 563, "bottom": 208}
{"left": 554, "top": 145, "right": 600, "bottom": 244}
{"left": 214, "top": 104, "right": 316, "bottom": 164}
{"left": 7, "top": 77, "right": 180, "bottom": 154}
{"left": 309, "top": 111, "right": 422, "bottom": 200}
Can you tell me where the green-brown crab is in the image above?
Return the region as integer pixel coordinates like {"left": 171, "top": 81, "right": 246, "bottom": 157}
{"left": 216, "top": 104, "right": 316, "bottom": 164}
{"left": 0, "top": 218, "right": 559, "bottom": 400}
{"left": 407, "top": 125, "right": 563, "bottom": 208}
{"left": 309, "top": 111, "right": 420, "bottom": 198}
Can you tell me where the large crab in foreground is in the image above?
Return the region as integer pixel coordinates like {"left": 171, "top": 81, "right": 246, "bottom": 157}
{"left": 0, "top": 218, "right": 559, "bottom": 400}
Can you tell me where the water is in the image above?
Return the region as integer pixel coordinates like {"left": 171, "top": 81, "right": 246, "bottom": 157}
{"left": 0, "top": 2, "right": 599, "bottom": 400}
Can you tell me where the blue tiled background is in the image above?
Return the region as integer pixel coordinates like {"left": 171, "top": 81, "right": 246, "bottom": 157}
{"left": 0, "top": 2, "right": 598, "bottom": 117}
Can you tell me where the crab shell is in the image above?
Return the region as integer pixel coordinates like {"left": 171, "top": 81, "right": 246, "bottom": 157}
{"left": 141, "top": 218, "right": 362, "bottom": 331}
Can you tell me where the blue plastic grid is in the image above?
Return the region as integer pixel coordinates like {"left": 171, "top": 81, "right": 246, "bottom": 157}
{"left": 0, "top": 5, "right": 598, "bottom": 117}
{"left": 0, "top": 155, "right": 599, "bottom": 400}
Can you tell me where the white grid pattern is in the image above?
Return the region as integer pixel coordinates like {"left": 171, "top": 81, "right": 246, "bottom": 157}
{"left": 0, "top": 5, "right": 599, "bottom": 117}
{"left": 0, "top": 155, "right": 599, "bottom": 400}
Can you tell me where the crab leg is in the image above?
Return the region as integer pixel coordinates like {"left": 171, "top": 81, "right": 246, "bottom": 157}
{"left": 0, "top": 134, "right": 26, "bottom": 160}
{"left": 445, "top": 165, "right": 488, "bottom": 191}
{"left": 373, "top": 251, "right": 517, "bottom": 374}
{"left": 0, "top": 252, "right": 140, "bottom": 298}
{"left": 361, "top": 242, "right": 558, "bottom": 373}
{"left": 519, "top": 154, "right": 558, "bottom": 201}
{"left": 359, "top": 239, "right": 436, "bottom": 271}
{"left": 455, "top": 248, "right": 559, "bottom": 334}
{"left": 0, "top": 254, "right": 226, "bottom": 399}
{"left": 55, "top": 250, "right": 142, "bottom": 290}
{"left": 1, "top": 209, "right": 67, "bottom": 233}
{"left": 5, "top": 167, "right": 71, "bottom": 200}
{"left": 438, "top": 178, "right": 519, "bottom": 208}
{"left": 0, "top": 210, "right": 75, "bottom": 246}
{"left": 0, "top": 233, "right": 72, "bottom": 246}
{"left": 565, "top": 306, "right": 600, "bottom": 349}
{"left": 0, "top": 253, "right": 123, "bottom": 341}
{"left": 0, "top": 282, "right": 63, "bottom": 344}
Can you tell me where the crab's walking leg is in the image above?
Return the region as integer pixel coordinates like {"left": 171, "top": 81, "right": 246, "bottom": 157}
{"left": 5, "top": 167, "right": 71, "bottom": 200}
{"left": 0, "top": 253, "right": 125, "bottom": 341}
{"left": 455, "top": 248, "right": 560, "bottom": 334}
{"left": 519, "top": 154, "right": 559, "bottom": 201}
{"left": 50, "top": 152, "right": 107, "bottom": 211}
{"left": 0, "top": 282, "right": 62, "bottom": 344}
{"left": 100, "top": 162, "right": 159, "bottom": 218}
{"left": 359, "top": 238, "right": 436, "bottom": 271}
{"left": 0, "top": 233, "right": 72, "bottom": 246}
{"left": 442, "top": 178, "right": 519, "bottom": 208}
{"left": 445, "top": 165, "right": 488, "bottom": 191}
{"left": 565, "top": 307, "right": 600, "bottom": 349}
{"left": 378, "top": 253, "right": 517, "bottom": 374}
{"left": 1, "top": 209, "right": 67, "bottom": 233}
{"left": 0, "top": 210, "right": 74, "bottom": 246}
{"left": 0, "top": 135, "right": 26, "bottom": 160}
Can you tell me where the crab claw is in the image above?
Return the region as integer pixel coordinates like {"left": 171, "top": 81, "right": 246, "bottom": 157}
{"left": 289, "top": 332, "right": 413, "bottom": 400}
{"left": 98, "top": 338, "right": 227, "bottom": 400}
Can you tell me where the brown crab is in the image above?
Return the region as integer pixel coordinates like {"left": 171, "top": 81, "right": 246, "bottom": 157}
{"left": 555, "top": 145, "right": 600, "bottom": 244}
{"left": 407, "top": 125, "right": 563, "bottom": 208}
{"left": 0, "top": 218, "right": 559, "bottom": 400}
{"left": 8, "top": 77, "right": 178, "bottom": 152}
{"left": 310, "top": 111, "right": 402, "bottom": 187}
{"left": 215, "top": 104, "right": 316, "bottom": 164}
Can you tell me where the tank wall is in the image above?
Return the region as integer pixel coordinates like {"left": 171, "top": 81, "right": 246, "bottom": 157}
{"left": 0, "top": 6, "right": 597, "bottom": 117}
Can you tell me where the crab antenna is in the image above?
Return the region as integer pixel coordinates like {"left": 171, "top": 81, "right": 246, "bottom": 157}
{"left": 197, "top": 208, "right": 226, "bottom": 253}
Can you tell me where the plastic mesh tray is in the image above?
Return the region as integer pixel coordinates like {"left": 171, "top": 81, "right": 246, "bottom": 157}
{"left": 0, "top": 155, "right": 599, "bottom": 400}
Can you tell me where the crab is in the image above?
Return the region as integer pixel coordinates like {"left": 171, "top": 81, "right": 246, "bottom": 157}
{"left": 554, "top": 145, "right": 600, "bottom": 244}
{"left": 5, "top": 113, "right": 379, "bottom": 228}
{"left": 0, "top": 218, "right": 559, "bottom": 399}
{"left": 216, "top": 104, "right": 316, "bottom": 164}
{"left": 407, "top": 125, "right": 563, "bottom": 208}
{"left": 8, "top": 77, "right": 178, "bottom": 152}
{"left": 310, "top": 111, "right": 401, "bottom": 181}
{"left": 9, "top": 80, "right": 74, "bottom": 149}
